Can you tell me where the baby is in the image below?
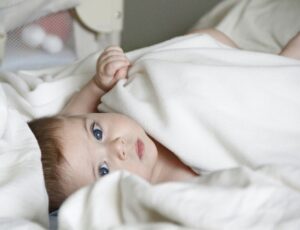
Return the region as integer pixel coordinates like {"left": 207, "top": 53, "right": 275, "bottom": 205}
{"left": 28, "top": 46, "right": 198, "bottom": 212}
{"left": 28, "top": 29, "right": 300, "bottom": 212}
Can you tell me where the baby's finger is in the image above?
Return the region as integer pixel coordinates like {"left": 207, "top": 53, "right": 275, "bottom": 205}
{"left": 100, "top": 55, "right": 129, "bottom": 71}
{"left": 99, "top": 50, "right": 125, "bottom": 62}
{"left": 98, "top": 56, "right": 128, "bottom": 75}
{"left": 100, "top": 54, "right": 129, "bottom": 67}
{"left": 105, "top": 46, "right": 123, "bottom": 52}
{"left": 104, "top": 59, "right": 130, "bottom": 76}
{"left": 97, "top": 67, "right": 127, "bottom": 91}
{"left": 114, "top": 66, "right": 129, "bottom": 80}
{"left": 99, "top": 47, "right": 123, "bottom": 58}
{"left": 97, "top": 46, "right": 124, "bottom": 63}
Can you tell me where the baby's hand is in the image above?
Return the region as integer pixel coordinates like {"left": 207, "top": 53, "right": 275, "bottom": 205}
{"left": 94, "top": 46, "right": 130, "bottom": 91}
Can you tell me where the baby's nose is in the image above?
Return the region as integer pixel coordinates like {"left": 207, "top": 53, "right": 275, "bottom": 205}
{"left": 111, "top": 137, "right": 127, "bottom": 160}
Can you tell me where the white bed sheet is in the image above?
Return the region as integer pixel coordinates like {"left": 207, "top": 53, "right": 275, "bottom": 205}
{"left": 1, "top": 33, "right": 300, "bottom": 230}
{"left": 0, "top": 48, "right": 98, "bottom": 230}
{"left": 59, "top": 34, "right": 300, "bottom": 229}
{"left": 190, "top": 0, "right": 300, "bottom": 54}
{"left": 0, "top": 0, "right": 300, "bottom": 228}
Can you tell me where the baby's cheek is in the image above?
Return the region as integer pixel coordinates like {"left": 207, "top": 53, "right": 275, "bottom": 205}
{"left": 139, "top": 170, "right": 152, "bottom": 182}
{"left": 130, "top": 165, "right": 151, "bottom": 182}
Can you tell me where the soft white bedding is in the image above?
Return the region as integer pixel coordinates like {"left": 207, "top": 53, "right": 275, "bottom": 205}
{"left": 191, "top": 0, "right": 300, "bottom": 54}
{"left": 58, "top": 34, "right": 300, "bottom": 229}
{"left": 0, "top": 20, "right": 300, "bottom": 230}
{"left": 0, "top": 50, "right": 98, "bottom": 229}
{"left": 0, "top": 79, "right": 48, "bottom": 229}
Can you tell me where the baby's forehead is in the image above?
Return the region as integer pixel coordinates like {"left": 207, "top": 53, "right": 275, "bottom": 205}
{"left": 58, "top": 117, "right": 89, "bottom": 153}
{"left": 62, "top": 114, "right": 87, "bottom": 122}
{"left": 58, "top": 116, "right": 86, "bottom": 133}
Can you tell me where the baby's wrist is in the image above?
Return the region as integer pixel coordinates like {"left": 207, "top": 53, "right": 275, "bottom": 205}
{"left": 92, "top": 75, "right": 107, "bottom": 92}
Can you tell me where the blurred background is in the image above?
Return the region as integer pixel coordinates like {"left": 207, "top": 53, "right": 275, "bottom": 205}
{"left": 121, "top": 0, "right": 221, "bottom": 51}
{"left": 0, "top": 0, "right": 221, "bottom": 70}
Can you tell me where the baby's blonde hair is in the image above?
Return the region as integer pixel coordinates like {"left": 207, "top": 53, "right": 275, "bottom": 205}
{"left": 28, "top": 116, "right": 67, "bottom": 212}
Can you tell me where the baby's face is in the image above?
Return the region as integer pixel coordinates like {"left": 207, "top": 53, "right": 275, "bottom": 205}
{"left": 58, "top": 113, "right": 158, "bottom": 196}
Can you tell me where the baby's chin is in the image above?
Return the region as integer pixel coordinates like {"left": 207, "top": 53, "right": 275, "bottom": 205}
{"left": 138, "top": 171, "right": 153, "bottom": 183}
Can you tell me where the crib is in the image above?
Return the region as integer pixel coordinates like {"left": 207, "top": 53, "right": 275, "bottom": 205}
{"left": 0, "top": 0, "right": 123, "bottom": 71}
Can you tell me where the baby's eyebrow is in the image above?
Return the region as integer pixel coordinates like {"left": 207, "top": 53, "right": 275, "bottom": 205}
{"left": 82, "top": 117, "right": 97, "bottom": 180}
{"left": 83, "top": 117, "right": 89, "bottom": 137}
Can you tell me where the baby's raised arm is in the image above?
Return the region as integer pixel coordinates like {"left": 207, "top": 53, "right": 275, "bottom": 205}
{"left": 61, "top": 46, "right": 130, "bottom": 115}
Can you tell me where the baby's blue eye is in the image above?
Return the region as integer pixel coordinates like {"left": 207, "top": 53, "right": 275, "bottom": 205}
{"left": 92, "top": 122, "right": 103, "bottom": 140}
{"left": 99, "top": 162, "right": 109, "bottom": 177}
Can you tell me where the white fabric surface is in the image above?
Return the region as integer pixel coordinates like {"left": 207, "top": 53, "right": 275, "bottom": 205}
{"left": 100, "top": 34, "right": 300, "bottom": 172}
{"left": 0, "top": 51, "right": 98, "bottom": 229}
{"left": 0, "top": 81, "right": 48, "bottom": 229}
{"left": 1, "top": 33, "right": 300, "bottom": 229}
{"left": 1, "top": 1, "right": 299, "bottom": 229}
{"left": 190, "top": 0, "right": 300, "bottom": 54}
{"left": 57, "top": 34, "right": 300, "bottom": 229}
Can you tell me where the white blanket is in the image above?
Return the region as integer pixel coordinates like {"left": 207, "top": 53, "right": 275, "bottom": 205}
{"left": 1, "top": 34, "right": 300, "bottom": 230}
{"left": 0, "top": 51, "right": 98, "bottom": 229}
{"left": 58, "top": 34, "right": 300, "bottom": 229}
{"left": 0, "top": 79, "right": 48, "bottom": 229}
{"left": 190, "top": 0, "right": 300, "bottom": 54}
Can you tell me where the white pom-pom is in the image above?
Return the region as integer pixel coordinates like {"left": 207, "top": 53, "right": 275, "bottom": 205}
{"left": 41, "top": 35, "right": 63, "bottom": 53}
{"left": 21, "top": 25, "right": 46, "bottom": 48}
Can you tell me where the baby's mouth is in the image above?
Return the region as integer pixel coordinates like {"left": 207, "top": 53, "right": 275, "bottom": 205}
{"left": 136, "top": 138, "right": 144, "bottom": 160}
